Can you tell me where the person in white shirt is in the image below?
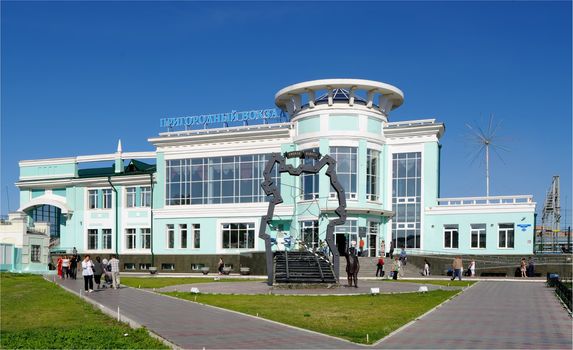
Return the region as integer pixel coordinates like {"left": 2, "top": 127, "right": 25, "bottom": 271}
{"left": 61, "top": 256, "right": 70, "bottom": 279}
{"left": 108, "top": 255, "right": 120, "bottom": 289}
{"left": 81, "top": 255, "right": 94, "bottom": 292}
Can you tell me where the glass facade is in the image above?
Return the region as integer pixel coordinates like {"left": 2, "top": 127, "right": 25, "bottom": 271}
{"left": 221, "top": 223, "right": 255, "bottom": 249}
{"left": 301, "top": 148, "right": 320, "bottom": 200}
{"left": 366, "top": 149, "right": 379, "bottom": 201}
{"left": 28, "top": 204, "right": 61, "bottom": 237}
{"left": 330, "top": 147, "right": 357, "bottom": 199}
{"left": 392, "top": 152, "right": 421, "bottom": 249}
{"left": 166, "top": 154, "right": 280, "bottom": 205}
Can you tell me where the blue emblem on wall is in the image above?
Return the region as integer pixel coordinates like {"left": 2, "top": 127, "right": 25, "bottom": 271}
{"left": 516, "top": 224, "right": 531, "bottom": 232}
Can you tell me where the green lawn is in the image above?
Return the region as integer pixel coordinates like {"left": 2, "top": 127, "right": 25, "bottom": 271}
{"left": 121, "top": 276, "right": 260, "bottom": 289}
{"left": 1, "top": 273, "right": 168, "bottom": 349}
{"left": 381, "top": 279, "right": 477, "bottom": 287}
{"left": 165, "top": 290, "right": 460, "bottom": 344}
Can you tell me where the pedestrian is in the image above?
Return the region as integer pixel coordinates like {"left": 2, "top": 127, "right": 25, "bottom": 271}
{"left": 61, "top": 255, "right": 70, "bottom": 279}
{"left": 520, "top": 257, "right": 527, "bottom": 278}
{"left": 376, "top": 255, "right": 385, "bottom": 277}
{"left": 527, "top": 257, "right": 535, "bottom": 277}
{"left": 72, "top": 246, "right": 77, "bottom": 256}
{"left": 92, "top": 256, "right": 104, "bottom": 289}
{"left": 218, "top": 257, "right": 224, "bottom": 275}
{"left": 451, "top": 256, "right": 463, "bottom": 281}
{"left": 423, "top": 259, "right": 430, "bottom": 276}
{"left": 57, "top": 255, "right": 63, "bottom": 279}
{"left": 392, "top": 256, "right": 400, "bottom": 280}
{"left": 109, "top": 255, "right": 120, "bottom": 289}
{"left": 359, "top": 238, "right": 365, "bottom": 256}
{"left": 469, "top": 260, "right": 476, "bottom": 277}
{"left": 399, "top": 248, "right": 407, "bottom": 266}
{"left": 70, "top": 255, "right": 78, "bottom": 279}
{"left": 389, "top": 241, "right": 394, "bottom": 259}
{"left": 81, "top": 255, "right": 94, "bottom": 292}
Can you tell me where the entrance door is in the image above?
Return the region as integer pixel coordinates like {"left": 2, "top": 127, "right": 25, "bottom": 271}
{"left": 336, "top": 234, "right": 347, "bottom": 256}
{"left": 368, "top": 234, "right": 377, "bottom": 257}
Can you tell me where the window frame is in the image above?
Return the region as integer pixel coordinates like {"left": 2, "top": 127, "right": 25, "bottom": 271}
{"left": 470, "top": 224, "right": 487, "bottom": 249}
{"left": 140, "top": 186, "right": 151, "bottom": 207}
{"left": 102, "top": 189, "right": 113, "bottom": 209}
{"left": 126, "top": 187, "right": 137, "bottom": 208}
{"left": 125, "top": 228, "right": 136, "bottom": 250}
{"left": 31, "top": 245, "right": 41, "bottom": 262}
{"left": 140, "top": 228, "right": 151, "bottom": 249}
{"left": 498, "top": 223, "right": 515, "bottom": 249}
{"left": 193, "top": 224, "right": 201, "bottom": 249}
{"left": 166, "top": 224, "right": 175, "bottom": 249}
{"left": 180, "top": 224, "right": 188, "bottom": 249}
{"left": 102, "top": 228, "right": 112, "bottom": 250}
{"left": 443, "top": 225, "right": 459, "bottom": 249}
{"left": 87, "top": 229, "right": 99, "bottom": 250}
{"left": 221, "top": 222, "right": 255, "bottom": 250}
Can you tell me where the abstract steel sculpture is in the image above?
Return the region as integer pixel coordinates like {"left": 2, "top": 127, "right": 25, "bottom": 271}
{"left": 259, "top": 150, "right": 347, "bottom": 286}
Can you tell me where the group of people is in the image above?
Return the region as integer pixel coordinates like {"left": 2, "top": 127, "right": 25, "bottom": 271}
{"left": 56, "top": 254, "right": 80, "bottom": 280}
{"left": 56, "top": 252, "right": 121, "bottom": 292}
{"left": 375, "top": 253, "right": 406, "bottom": 280}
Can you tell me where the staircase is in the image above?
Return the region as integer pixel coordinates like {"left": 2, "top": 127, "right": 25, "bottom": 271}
{"left": 274, "top": 250, "right": 337, "bottom": 284}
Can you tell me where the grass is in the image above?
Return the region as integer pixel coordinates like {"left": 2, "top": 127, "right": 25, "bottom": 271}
{"left": 121, "top": 276, "right": 260, "bottom": 289}
{"left": 165, "top": 289, "right": 460, "bottom": 344}
{"left": 0, "top": 273, "right": 168, "bottom": 349}
{"left": 381, "top": 279, "right": 477, "bottom": 287}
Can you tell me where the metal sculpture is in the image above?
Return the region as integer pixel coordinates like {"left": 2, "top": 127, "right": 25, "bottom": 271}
{"left": 259, "top": 150, "right": 347, "bottom": 286}
{"left": 345, "top": 247, "right": 360, "bottom": 288}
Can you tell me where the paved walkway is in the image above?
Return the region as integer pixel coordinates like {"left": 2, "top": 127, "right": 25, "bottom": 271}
{"left": 52, "top": 277, "right": 572, "bottom": 349}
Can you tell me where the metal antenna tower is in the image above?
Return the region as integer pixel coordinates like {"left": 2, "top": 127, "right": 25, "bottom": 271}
{"left": 466, "top": 114, "right": 509, "bottom": 197}
{"left": 541, "top": 176, "right": 560, "bottom": 253}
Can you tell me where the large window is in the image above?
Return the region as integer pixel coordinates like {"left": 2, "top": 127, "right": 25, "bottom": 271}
{"left": 166, "top": 154, "right": 280, "bottom": 205}
{"left": 392, "top": 152, "right": 421, "bottom": 249}
{"left": 125, "top": 229, "right": 136, "bottom": 250}
{"left": 329, "top": 147, "right": 357, "bottom": 199}
{"left": 222, "top": 223, "right": 255, "bottom": 249}
{"left": 102, "top": 229, "right": 112, "bottom": 249}
{"left": 444, "top": 225, "right": 459, "bottom": 249}
{"left": 498, "top": 223, "right": 515, "bottom": 248}
{"left": 180, "top": 224, "right": 188, "bottom": 249}
{"left": 299, "top": 220, "right": 319, "bottom": 249}
{"left": 166, "top": 224, "right": 175, "bottom": 249}
{"left": 140, "top": 228, "right": 150, "bottom": 249}
{"left": 471, "top": 224, "right": 487, "bottom": 249}
{"left": 193, "top": 224, "right": 201, "bottom": 249}
{"left": 366, "top": 149, "right": 380, "bottom": 201}
{"left": 301, "top": 148, "right": 320, "bottom": 200}
{"left": 102, "top": 189, "right": 112, "bottom": 209}
{"left": 88, "top": 190, "right": 98, "bottom": 209}
{"left": 28, "top": 204, "right": 61, "bottom": 237}
{"left": 126, "top": 187, "right": 136, "bottom": 208}
{"left": 31, "top": 245, "right": 41, "bottom": 262}
{"left": 88, "top": 229, "right": 98, "bottom": 250}
{"left": 141, "top": 187, "right": 151, "bottom": 207}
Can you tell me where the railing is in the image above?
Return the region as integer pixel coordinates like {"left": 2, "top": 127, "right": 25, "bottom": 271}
{"left": 437, "top": 195, "right": 534, "bottom": 206}
{"left": 555, "top": 280, "right": 572, "bottom": 312}
{"left": 386, "top": 119, "right": 436, "bottom": 128}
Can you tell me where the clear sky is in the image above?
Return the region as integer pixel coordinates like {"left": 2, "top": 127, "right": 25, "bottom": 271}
{"left": 1, "top": 1, "right": 571, "bottom": 225}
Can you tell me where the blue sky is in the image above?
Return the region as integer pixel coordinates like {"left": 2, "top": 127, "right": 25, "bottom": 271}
{"left": 1, "top": 1, "right": 571, "bottom": 225}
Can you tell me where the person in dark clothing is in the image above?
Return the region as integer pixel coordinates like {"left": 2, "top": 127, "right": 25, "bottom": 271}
{"left": 389, "top": 241, "right": 395, "bottom": 259}
{"left": 527, "top": 257, "right": 535, "bottom": 277}
{"left": 376, "top": 256, "right": 385, "bottom": 277}
{"left": 92, "top": 256, "right": 104, "bottom": 289}
{"left": 70, "top": 255, "right": 78, "bottom": 279}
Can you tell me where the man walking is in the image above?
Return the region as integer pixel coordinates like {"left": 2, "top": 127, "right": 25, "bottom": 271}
{"left": 109, "top": 255, "right": 120, "bottom": 289}
{"left": 451, "top": 256, "right": 463, "bottom": 281}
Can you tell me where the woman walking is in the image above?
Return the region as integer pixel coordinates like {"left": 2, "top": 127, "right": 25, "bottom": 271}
{"left": 92, "top": 256, "right": 104, "bottom": 289}
{"left": 57, "top": 255, "right": 63, "bottom": 279}
{"left": 82, "top": 255, "right": 95, "bottom": 292}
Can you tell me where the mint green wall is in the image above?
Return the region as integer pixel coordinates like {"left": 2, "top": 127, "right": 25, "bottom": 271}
{"left": 53, "top": 188, "right": 66, "bottom": 197}
{"left": 423, "top": 142, "right": 439, "bottom": 207}
{"left": 367, "top": 117, "right": 382, "bottom": 134}
{"left": 20, "top": 163, "right": 76, "bottom": 178}
{"left": 424, "top": 211, "right": 534, "bottom": 255}
{"left": 31, "top": 189, "right": 45, "bottom": 198}
{"left": 298, "top": 116, "right": 320, "bottom": 134}
{"left": 329, "top": 115, "right": 358, "bottom": 131}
